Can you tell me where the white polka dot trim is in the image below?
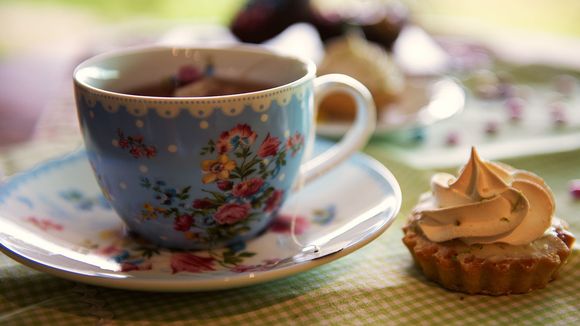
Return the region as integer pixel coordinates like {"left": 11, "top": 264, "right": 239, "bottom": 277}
{"left": 78, "top": 84, "right": 311, "bottom": 119}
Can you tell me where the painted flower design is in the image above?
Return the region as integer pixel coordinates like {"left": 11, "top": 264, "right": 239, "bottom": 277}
{"left": 142, "top": 202, "right": 167, "bottom": 220}
{"left": 121, "top": 261, "right": 153, "bottom": 272}
{"left": 116, "top": 129, "right": 157, "bottom": 159}
{"left": 87, "top": 228, "right": 265, "bottom": 274}
{"left": 201, "top": 154, "right": 236, "bottom": 184}
{"left": 217, "top": 123, "right": 257, "bottom": 153}
{"left": 174, "top": 214, "right": 194, "bottom": 231}
{"left": 87, "top": 205, "right": 331, "bottom": 274}
{"left": 214, "top": 203, "right": 251, "bottom": 225}
{"left": 170, "top": 253, "right": 216, "bottom": 274}
{"left": 269, "top": 214, "right": 309, "bottom": 235}
{"left": 258, "top": 133, "right": 280, "bottom": 158}
{"left": 192, "top": 198, "right": 213, "bottom": 209}
{"left": 112, "top": 250, "right": 152, "bottom": 272}
{"left": 232, "top": 178, "right": 264, "bottom": 197}
{"left": 97, "top": 244, "right": 121, "bottom": 256}
{"left": 217, "top": 180, "right": 233, "bottom": 191}
{"left": 87, "top": 228, "right": 157, "bottom": 272}
{"left": 286, "top": 132, "right": 305, "bottom": 157}
{"left": 140, "top": 124, "right": 305, "bottom": 246}
{"left": 312, "top": 205, "right": 337, "bottom": 225}
{"left": 157, "top": 188, "right": 178, "bottom": 205}
{"left": 85, "top": 223, "right": 261, "bottom": 275}
{"left": 60, "top": 190, "right": 111, "bottom": 211}
{"left": 265, "top": 190, "right": 284, "bottom": 212}
{"left": 26, "top": 217, "right": 63, "bottom": 232}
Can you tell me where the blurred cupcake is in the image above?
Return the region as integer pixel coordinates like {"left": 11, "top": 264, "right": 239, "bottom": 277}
{"left": 317, "top": 33, "right": 404, "bottom": 121}
{"left": 402, "top": 148, "right": 575, "bottom": 295}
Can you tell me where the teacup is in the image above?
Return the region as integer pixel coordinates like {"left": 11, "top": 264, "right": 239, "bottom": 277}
{"left": 74, "top": 45, "right": 375, "bottom": 249}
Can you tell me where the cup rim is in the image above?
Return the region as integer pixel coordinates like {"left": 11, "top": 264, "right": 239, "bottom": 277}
{"left": 73, "top": 44, "right": 317, "bottom": 102}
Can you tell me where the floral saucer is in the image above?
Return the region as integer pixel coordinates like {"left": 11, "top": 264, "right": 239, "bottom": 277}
{"left": 0, "top": 142, "right": 401, "bottom": 292}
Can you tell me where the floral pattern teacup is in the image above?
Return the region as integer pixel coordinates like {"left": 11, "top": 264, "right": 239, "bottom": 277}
{"left": 74, "top": 46, "right": 375, "bottom": 249}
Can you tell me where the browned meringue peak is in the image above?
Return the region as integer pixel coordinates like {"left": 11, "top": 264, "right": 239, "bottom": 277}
{"left": 418, "top": 147, "right": 555, "bottom": 246}
{"left": 431, "top": 147, "right": 512, "bottom": 207}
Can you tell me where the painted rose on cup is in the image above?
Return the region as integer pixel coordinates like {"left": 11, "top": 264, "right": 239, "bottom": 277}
{"left": 140, "top": 124, "right": 303, "bottom": 245}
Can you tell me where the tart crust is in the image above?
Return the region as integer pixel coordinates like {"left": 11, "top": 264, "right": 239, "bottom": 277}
{"left": 402, "top": 212, "right": 575, "bottom": 295}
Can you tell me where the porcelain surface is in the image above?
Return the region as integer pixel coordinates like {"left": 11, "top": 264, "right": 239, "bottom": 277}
{"left": 0, "top": 141, "right": 401, "bottom": 292}
{"left": 75, "top": 47, "right": 316, "bottom": 249}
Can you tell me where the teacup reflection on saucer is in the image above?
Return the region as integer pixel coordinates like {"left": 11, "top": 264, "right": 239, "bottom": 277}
{"left": 0, "top": 141, "right": 401, "bottom": 292}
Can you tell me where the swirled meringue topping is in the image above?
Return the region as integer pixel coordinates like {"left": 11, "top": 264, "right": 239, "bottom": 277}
{"left": 415, "top": 147, "right": 554, "bottom": 245}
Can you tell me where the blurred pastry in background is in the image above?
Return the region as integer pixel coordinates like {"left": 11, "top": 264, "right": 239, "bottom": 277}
{"left": 230, "top": 0, "right": 408, "bottom": 50}
{"left": 317, "top": 33, "right": 405, "bottom": 121}
{"left": 310, "top": 0, "right": 408, "bottom": 50}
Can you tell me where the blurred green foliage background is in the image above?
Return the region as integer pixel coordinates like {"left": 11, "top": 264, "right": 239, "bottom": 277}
{"left": 0, "top": 0, "right": 245, "bottom": 22}
{"left": 1, "top": 0, "right": 578, "bottom": 36}
{"left": 0, "top": 0, "right": 578, "bottom": 57}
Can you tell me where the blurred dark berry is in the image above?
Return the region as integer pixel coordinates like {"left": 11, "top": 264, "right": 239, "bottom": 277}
{"left": 230, "top": 0, "right": 310, "bottom": 43}
{"left": 360, "top": 2, "right": 409, "bottom": 51}
{"left": 230, "top": 0, "right": 408, "bottom": 50}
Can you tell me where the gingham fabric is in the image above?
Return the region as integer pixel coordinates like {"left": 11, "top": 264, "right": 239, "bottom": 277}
{"left": 1, "top": 136, "right": 578, "bottom": 325}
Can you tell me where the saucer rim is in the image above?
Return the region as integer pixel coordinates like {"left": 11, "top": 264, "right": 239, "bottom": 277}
{"left": 0, "top": 148, "right": 401, "bottom": 292}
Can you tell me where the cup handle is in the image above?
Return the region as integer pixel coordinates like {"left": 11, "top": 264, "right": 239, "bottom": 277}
{"left": 299, "top": 73, "right": 376, "bottom": 185}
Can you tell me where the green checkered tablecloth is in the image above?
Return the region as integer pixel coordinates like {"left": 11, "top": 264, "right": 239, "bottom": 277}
{"left": 0, "top": 137, "right": 578, "bottom": 325}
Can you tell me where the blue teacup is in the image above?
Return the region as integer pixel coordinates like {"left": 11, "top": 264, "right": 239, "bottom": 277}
{"left": 74, "top": 46, "right": 375, "bottom": 249}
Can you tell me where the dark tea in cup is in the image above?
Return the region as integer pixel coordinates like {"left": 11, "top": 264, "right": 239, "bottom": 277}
{"left": 125, "top": 65, "right": 277, "bottom": 97}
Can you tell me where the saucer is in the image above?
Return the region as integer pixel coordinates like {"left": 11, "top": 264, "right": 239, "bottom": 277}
{"left": 0, "top": 141, "right": 401, "bottom": 292}
{"left": 316, "top": 77, "right": 465, "bottom": 137}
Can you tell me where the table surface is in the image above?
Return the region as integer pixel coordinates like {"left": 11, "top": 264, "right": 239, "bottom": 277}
{"left": 1, "top": 22, "right": 580, "bottom": 326}
{"left": 1, "top": 81, "right": 579, "bottom": 326}
{"left": 1, "top": 103, "right": 579, "bottom": 326}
